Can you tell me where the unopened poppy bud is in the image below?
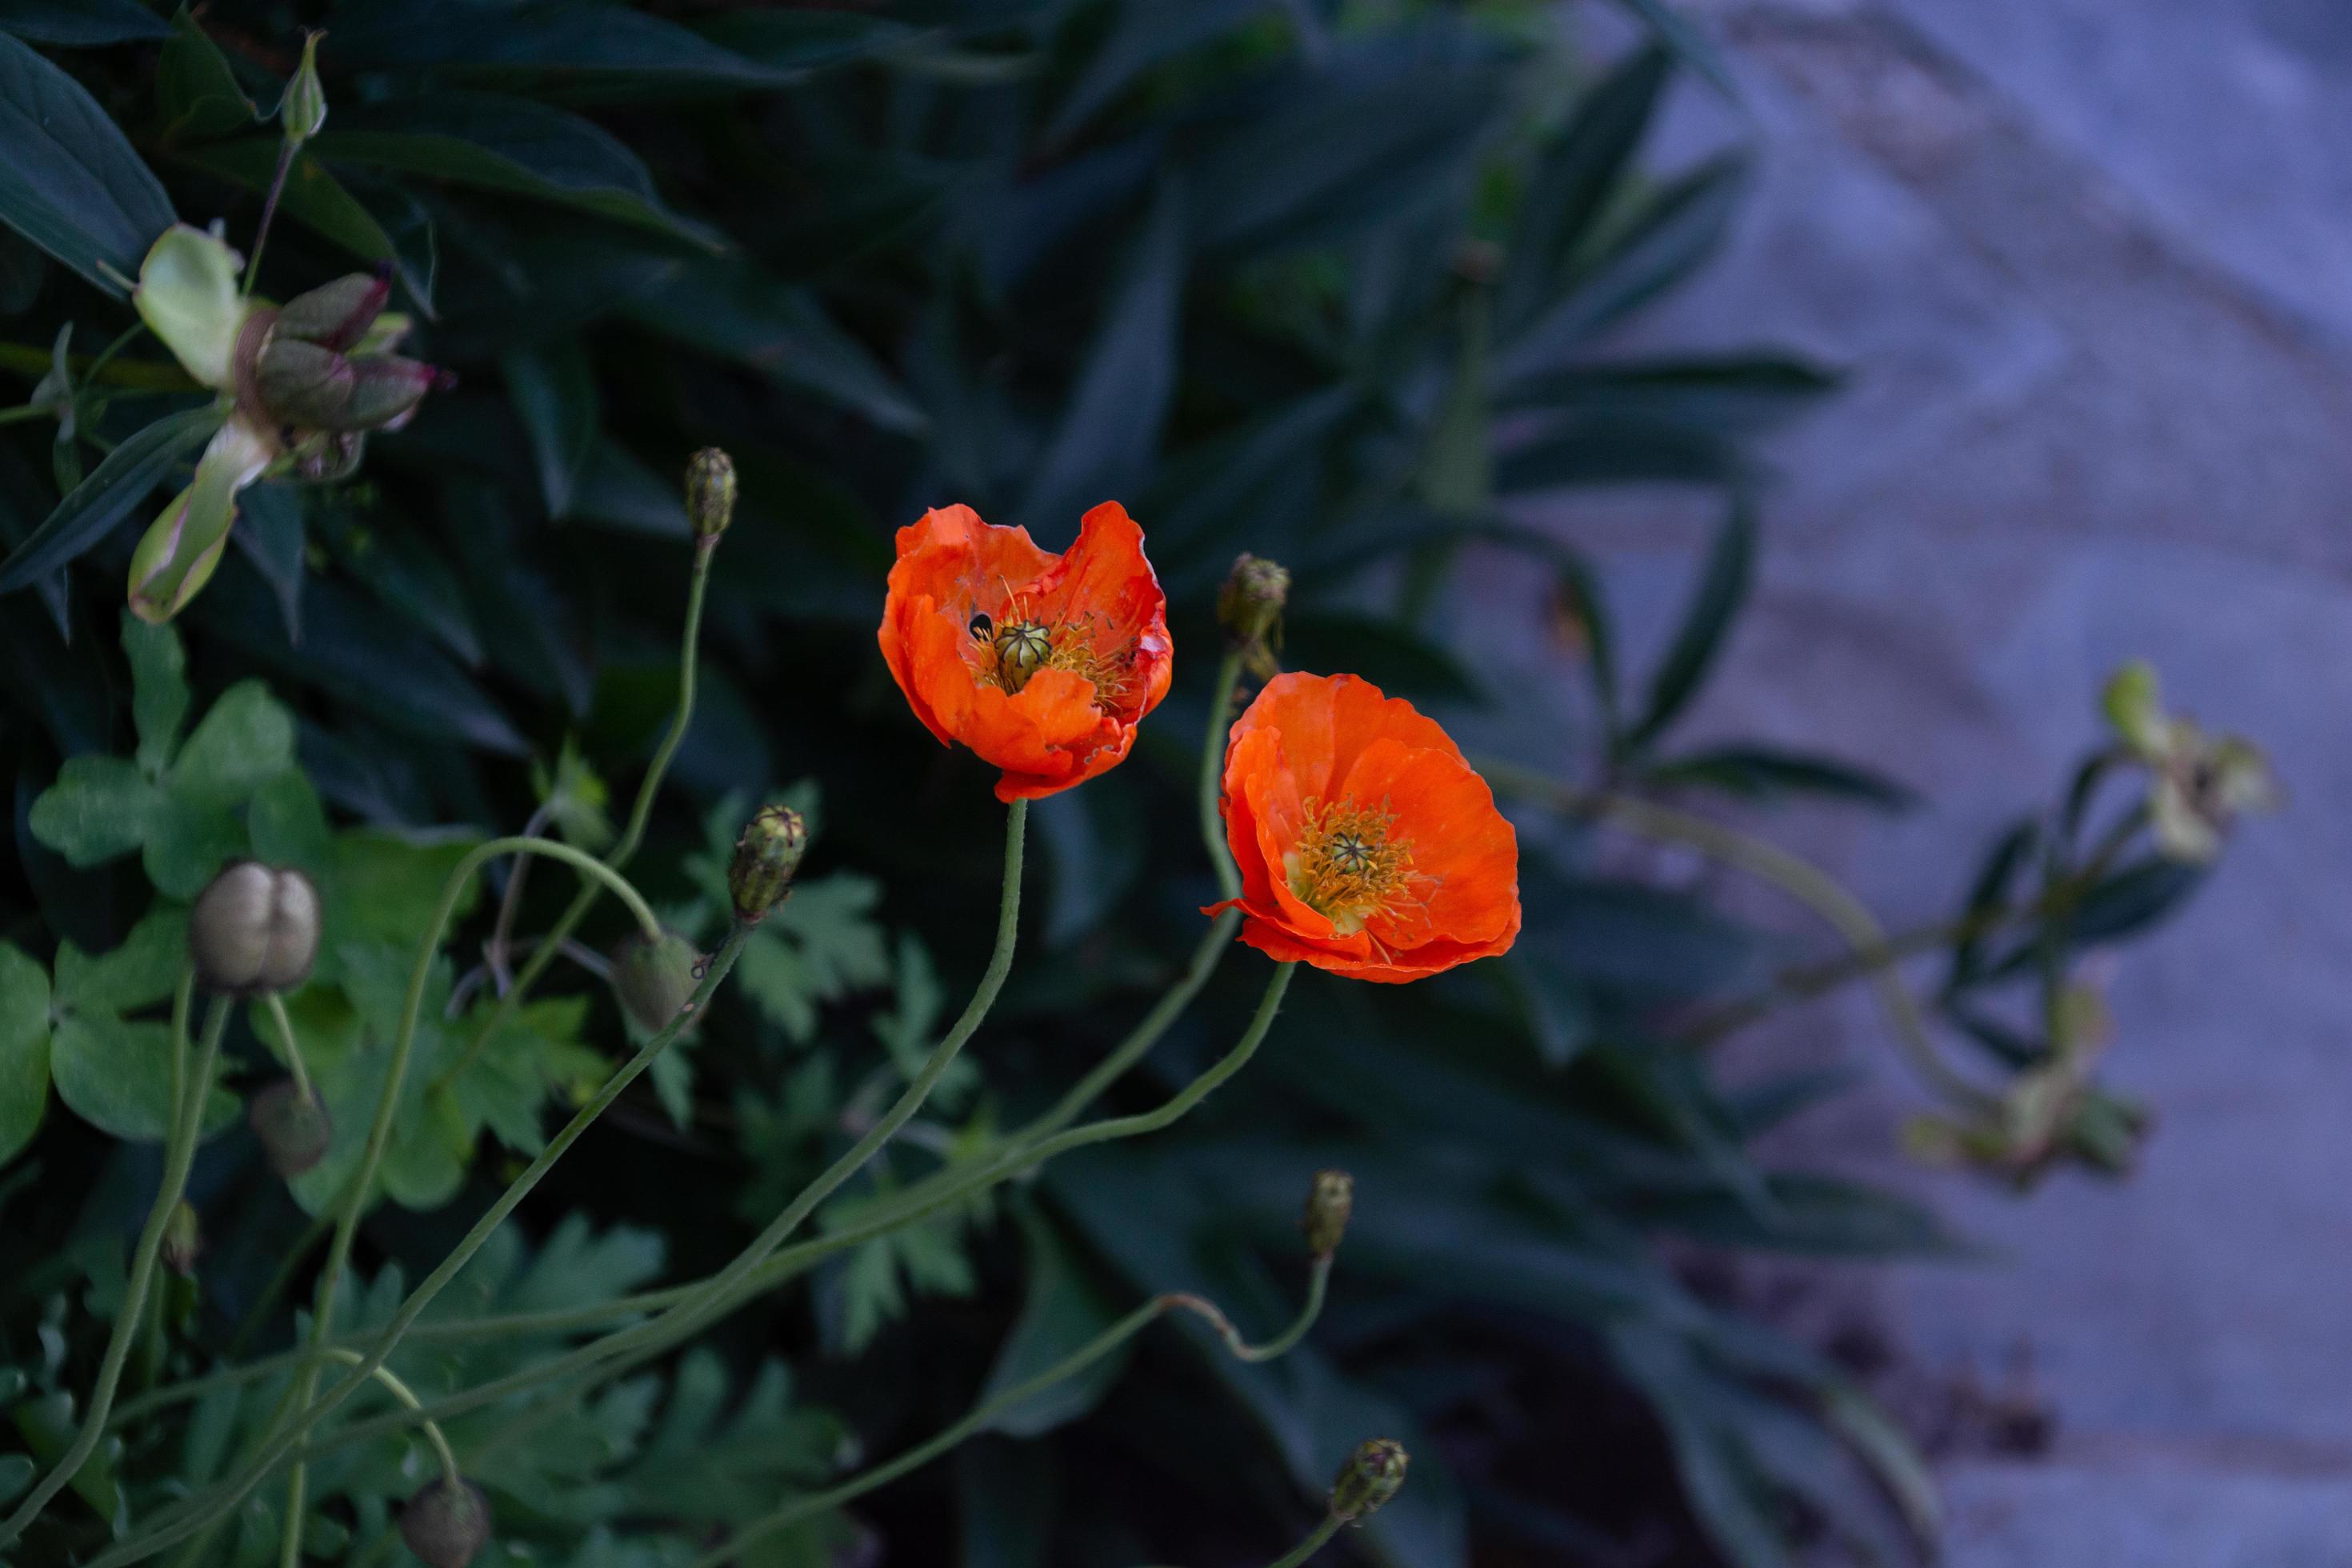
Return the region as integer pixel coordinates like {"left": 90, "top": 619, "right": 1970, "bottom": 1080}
{"left": 610, "top": 930, "right": 703, "bottom": 1034}
{"left": 729, "top": 806, "right": 809, "bottom": 924}
{"left": 1330, "top": 1438, "right": 1407, "bottom": 1523}
{"left": 281, "top": 30, "right": 328, "bottom": 146}
{"left": 399, "top": 1477, "right": 492, "bottom": 1568}
{"left": 1218, "top": 554, "right": 1290, "bottom": 678}
{"left": 248, "top": 1080, "right": 332, "bottom": 1178}
{"left": 1302, "top": 1169, "right": 1353, "bottom": 1258}
{"left": 686, "top": 447, "right": 736, "bottom": 542}
{"left": 275, "top": 270, "right": 388, "bottom": 353}
{"left": 162, "top": 1202, "right": 202, "bottom": 1277}
{"left": 190, "top": 862, "right": 321, "bottom": 994}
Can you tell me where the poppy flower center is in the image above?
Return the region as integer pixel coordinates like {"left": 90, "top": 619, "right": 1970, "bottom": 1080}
{"left": 1285, "top": 798, "right": 1419, "bottom": 935}
{"left": 968, "top": 608, "right": 1135, "bottom": 706}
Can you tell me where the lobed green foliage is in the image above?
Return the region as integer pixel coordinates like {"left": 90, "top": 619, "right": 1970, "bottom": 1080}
{"left": 0, "top": 3, "right": 2258, "bottom": 1566}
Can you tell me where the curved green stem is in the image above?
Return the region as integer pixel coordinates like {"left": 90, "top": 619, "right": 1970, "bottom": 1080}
{"left": 1482, "top": 760, "right": 1998, "bottom": 1114}
{"left": 0, "top": 994, "right": 223, "bottom": 1550}
{"left": 261, "top": 992, "right": 314, "bottom": 1105}
{"left": 316, "top": 1351, "right": 458, "bottom": 1486}
{"left": 1036, "top": 909, "right": 1239, "bottom": 1139}
{"left": 86, "top": 924, "right": 753, "bottom": 1568}
{"left": 687, "top": 1223, "right": 1329, "bottom": 1568}
{"left": 1202, "top": 649, "right": 1245, "bottom": 902}
{"left": 1262, "top": 1514, "right": 1345, "bottom": 1568}
{"left": 438, "top": 546, "right": 714, "bottom": 1094}
{"left": 286, "top": 956, "right": 1294, "bottom": 1481}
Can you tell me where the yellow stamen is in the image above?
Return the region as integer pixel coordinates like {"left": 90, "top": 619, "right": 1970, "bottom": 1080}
{"left": 1284, "top": 798, "right": 1416, "bottom": 935}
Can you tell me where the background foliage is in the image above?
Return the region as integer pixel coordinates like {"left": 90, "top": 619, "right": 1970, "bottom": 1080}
{"left": 0, "top": 2, "right": 2220, "bottom": 1565}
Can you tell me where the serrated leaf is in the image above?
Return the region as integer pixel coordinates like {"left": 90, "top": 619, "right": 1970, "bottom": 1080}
{"left": 0, "top": 942, "right": 51, "bottom": 1165}
{"left": 0, "top": 29, "right": 175, "bottom": 294}
{"left": 29, "top": 754, "right": 162, "bottom": 866}
{"left": 169, "top": 679, "right": 296, "bottom": 805}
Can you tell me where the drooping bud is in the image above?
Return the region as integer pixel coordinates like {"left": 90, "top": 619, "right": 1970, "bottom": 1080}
{"left": 728, "top": 806, "right": 809, "bottom": 924}
{"left": 134, "top": 225, "right": 254, "bottom": 393}
{"left": 686, "top": 447, "right": 736, "bottom": 542}
{"left": 281, "top": 30, "right": 327, "bottom": 146}
{"left": 248, "top": 1080, "right": 332, "bottom": 1178}
{"left": 610, "top": 930, "right": 704, "bottom": 1035}
{"left": 1330, "top": 1438, "right": 1407, "bottom": 1523}
{"left": 189, "top": 861, "right": 322, "bottom": 994}
{"left": 128, "top": 417, "right": 276, "bottom": 625}
{"left": 399, "top": 1477, "right": 492, "bottom": 1568}
{"left": 162, "top": 1202, "right": 202, "bottom": 1277}
{"left": 1302, "top": 1169, "right": 1354, "bottom": 1259}
{"left": 1218, "top": 554, "right": 1290, "bottom": 680}
{"left": 274, "top": 270, "right": 388, "bottom": 353}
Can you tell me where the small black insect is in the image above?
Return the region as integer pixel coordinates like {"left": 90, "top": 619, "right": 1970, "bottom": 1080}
{"left": 969, "top": 611, "right": 994, "bottom": 640}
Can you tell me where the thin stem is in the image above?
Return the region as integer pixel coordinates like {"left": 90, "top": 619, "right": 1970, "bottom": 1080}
{"left": 483, "top": 802, "right": 556, "bottom": 995}
{"left": 438, "top": 546, "right": 714, "bottom": 1092}
{"left": 0, "top": 998, "right": 225, "bottom": 1550}
{"left": 1034, "top": 910, "right": 1239, "bottom": 1139}
{"left": 1482, "top": 761, "right": 1998, "bottom": 1114}
{"left": 1263, "top": 1514, "right": 1346, "bottom": 1568}
{"left": 242, "top": 140, "right": 298, "bottom": 300}
{"left": 1201, "top": 650, "right": 1245, "bottom": 902}
{"left": 0, "top": 403, "right": 48, "bottom": 426}
{"left": 223, "top": 1208, "right": 332, "bottom": 1361}
{"left": 89, "top": 924, "right": 754, "bottom": 1568}
{"left": 198, "top": 955, "right": 1298, "bottom": 1467}
{"left": 315, "top": 1351, "right": 458, "bottom": 1486}
{"left": 688, "top": 1233, "right": 1330, "bottom": 1568}
{"left": 261, "top": 993, "right": 314, "bottom": 1105}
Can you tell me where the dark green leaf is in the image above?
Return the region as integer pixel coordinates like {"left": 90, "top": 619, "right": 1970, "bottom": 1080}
{"left": 122, "top": 610, "right": 189, "bottom": 774}
{"left": 174, "top": 142, "right": 434, "bottom": 311}
{"left": 1493, "top": 413, "right": 1742, "bottom": 494}
{"left": 1284, "top": 612, "right": 1484, "bottom": 706}
{"left": 314, "top": 93, "right": 722, "bottom": 247}
{"left": 622, "top": 254, "right": 925, "bottom": 433}
{"left": 1622, "top": 494, "right": 1754, "bottom": 755}
{"left": 0, "top": 942, "right": 50, "bottom": 1165}
{"left": 0, "top": 405, "right": 225, "bottom": 597}
{"left": 1496, "top": 46, "right": 1671, "bottom": 333}
{"left": 157, "top": 7, "right": 260, "bottom": 145}
{"left": 333, "top": 1, "right": 789, "bottom": 100}
{"left": 1606, "top": 0, "right": 1742, "bottom": 98}
{"left": 1643, "top": 746, "right": 1918, "bottom": 811}
{"left": 230, "top": 482, "right": 306, "bottom": 640}
{"left": 696, "top": 10, "right": 922, "bottom": 74}
{"left": 1945, "top": 818, "right": 2038, "bottom": 991}
{"left": 1049, "top": 0, "right": 1266, "bottom": 138}
{"left": 0, "top": 0, "right": 166, "bottom": 45}
{"left": 0, "top": 28, "right": 175, "bottom": 294}
{"left": 504, "top": 340, "right": 599, "bottom": 518}
{"left": 978, "top": 1204, "right": 1133, "bottom": 1438}
{"left": 1498, "top": 354, "right": 1841, "bottom": 427}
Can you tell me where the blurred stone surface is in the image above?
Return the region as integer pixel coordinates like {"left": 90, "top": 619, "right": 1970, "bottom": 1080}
{"left": 1482, "top": 0, "right": 2352, "bottom": 1559}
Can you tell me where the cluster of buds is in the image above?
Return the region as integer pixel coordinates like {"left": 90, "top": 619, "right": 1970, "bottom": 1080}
{"left": 126, "top": 221, "right": 450, "bottom": 621}
{"left": 2102, "top": 661, "right": 2278, "bottom": 863}
{"left": 400, "top": 1477, "right": 492, "bottom": 1568}
{"left": 1218, "top": 553, "right": 1290, "bottom": 682}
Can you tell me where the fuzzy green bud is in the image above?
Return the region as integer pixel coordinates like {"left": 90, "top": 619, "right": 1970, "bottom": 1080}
{"left": 729, "top": 806, "right": 809, "bottom": 924}
{"left": 190, "top": 861, "right": 320, "bottom": 995}
{"left": 686, "top": 447, "right": 737, "bottom": 542}
{"left": 1330, "top": 1438, "right": 1407, "bottom": 1523}
{"left": 162, "top": 1201, "right": 202, "bottom": 1277}
{"left": 248, "top": 1080, "right": 332, "bottom": 1178}
{"left": 1218, "top": 554, "right": 1290, "bottom": 679}
{"left": 610, "top": 930, "right": 703, "bottom": 1035}
{"left": 282, "top": 30, "right": 327, "bottom": 146}
{"left": 1302, "top": 1169, "right": 1354, "bottom": 1258}
{"left": 399, "top": 1477, "right": 492, "bottom": 1568}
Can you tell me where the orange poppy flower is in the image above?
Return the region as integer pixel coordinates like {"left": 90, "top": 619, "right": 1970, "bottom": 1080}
{"left": 1208, "top": 673, "right": 1520, "bottom": 981}
{"left": 879, "top": 501, "right": 1173, "bottom": 802}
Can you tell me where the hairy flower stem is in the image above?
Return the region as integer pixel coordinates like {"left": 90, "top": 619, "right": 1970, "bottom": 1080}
{"left": 1262, "top": 1514, "right": 1346, "bottom": 1568}
{"left": 272, "top": 836, "right": 662, "bottom": 1565}
{"left": 0, "top": 986, "right": 220, "bottom": 1550}
{"left": 436, "top": 545, "right": 714, "bottom": 1094}
{"left": 90, "top": 901, "right": 726, "bottom": 1568}
{"left": 686, "top": 1188, "right": 1326, "bottom": 1568}
{"left": 294, "top": 958, "right": 1295, "bottom": 1466}
{"left": 1480, "top": 759, "right": 1999, "bottom": 1114}
{"left": 1201, "top": 649, "right": 1245, "bottom": 902}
